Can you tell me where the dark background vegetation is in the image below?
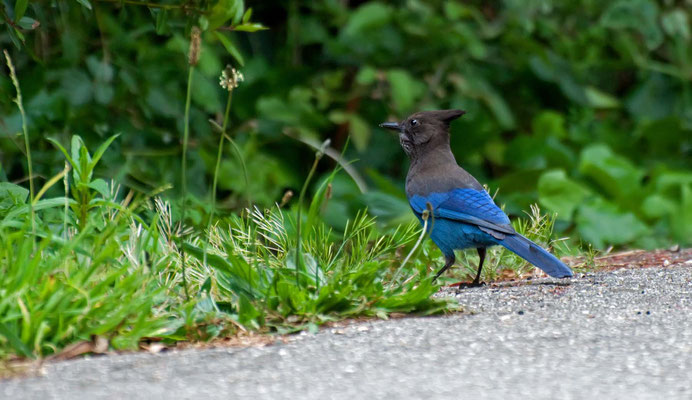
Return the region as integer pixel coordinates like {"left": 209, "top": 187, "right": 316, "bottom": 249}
{"left": 2, "top": 0, "right": 691, "bottom": 249}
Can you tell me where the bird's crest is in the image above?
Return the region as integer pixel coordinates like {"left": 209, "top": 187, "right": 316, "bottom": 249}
{"left": 411, "top": 109, "right": 466, "bottom": 124}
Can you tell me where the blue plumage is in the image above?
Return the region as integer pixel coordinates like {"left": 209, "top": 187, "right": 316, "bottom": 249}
{"left": 410, "top": 189, "right": 509, "bottom": 257}
{"left": 410, "top": 188, "right": 573, "bottom": 280}
{"left": 381, "top": 109, "right": 573, "bottom": 284}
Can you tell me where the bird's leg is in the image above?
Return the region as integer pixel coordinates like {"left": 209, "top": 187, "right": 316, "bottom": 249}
{"left": 433, "top": 254, "right": 455, "bottom": 282}
{"left": 456, "top": 249, "right": 487, "bottom": 292}
{"left": 472, "top": 247, "right": 486, "bottom": 286}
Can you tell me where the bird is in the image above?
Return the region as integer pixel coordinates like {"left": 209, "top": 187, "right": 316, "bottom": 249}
{"left": 380, "top": 109, "right": 573, "bottom": 286}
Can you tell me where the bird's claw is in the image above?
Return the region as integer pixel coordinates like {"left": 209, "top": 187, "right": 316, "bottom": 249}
{"left": 455, "top": 281, "right": 485, "bottom": 292}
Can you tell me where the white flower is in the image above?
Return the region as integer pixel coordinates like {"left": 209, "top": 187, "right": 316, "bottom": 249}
{"left": 219, "top": 65, "right": 244, "bottom": 91}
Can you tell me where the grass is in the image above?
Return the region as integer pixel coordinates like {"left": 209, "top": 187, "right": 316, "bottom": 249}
{"left": 0, "top": 132, "right": 463, "bottom": 359}
{"left": 0, "top": 47, "right": 585, "bottom": 362}
{"left": 4, "top": 50, "right": 34, "bottom": 236}
{"left": 0, "top": 127, "right": 585, "bottom": 359}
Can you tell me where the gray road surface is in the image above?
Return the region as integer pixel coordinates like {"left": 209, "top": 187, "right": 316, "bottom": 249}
{"left": 3, "top": 263, "right": 692, "bottom": 400}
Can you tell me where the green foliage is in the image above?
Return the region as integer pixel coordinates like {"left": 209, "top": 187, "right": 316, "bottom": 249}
{"left": 48, "top": 134, "right": 121, "bottom": 230}
{"left": 0, "top": 229, "right": 171, "bottom": 358}
{"left": 184, "top": 207, "right": 453, "bottom": 330}
{"left": 0, "top": 132, "right": 457, "bottom": 359}
{"left": 538, "top": 169, "right": 591, "bottom": 219}
{"left": 2, "top": 0, "right": 690, "bottom": 249}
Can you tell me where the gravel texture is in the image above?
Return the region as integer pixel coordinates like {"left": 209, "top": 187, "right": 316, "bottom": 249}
{"left": 3, "top": 262, "right": 692, "bottom": 400}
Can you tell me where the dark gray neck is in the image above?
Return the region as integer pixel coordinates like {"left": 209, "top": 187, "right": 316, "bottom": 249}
{"left": 405, "top": 145, "right": 483, "bottom": 196}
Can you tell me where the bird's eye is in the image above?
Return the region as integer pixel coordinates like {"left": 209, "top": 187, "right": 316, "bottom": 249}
{"left": 411, "top": 119, "right": 419, "bottom": 127}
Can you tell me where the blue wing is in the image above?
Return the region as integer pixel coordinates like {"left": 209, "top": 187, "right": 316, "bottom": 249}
{"left": 409, "top": 189, "right": 573, "bottom": 278}
{"left": 409, "top": 188, "right": 514, "bottom": 234}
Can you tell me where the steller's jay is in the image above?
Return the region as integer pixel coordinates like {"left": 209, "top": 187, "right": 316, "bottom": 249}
{"left": 380, "top": 109, "right": 573, "bottom": 285}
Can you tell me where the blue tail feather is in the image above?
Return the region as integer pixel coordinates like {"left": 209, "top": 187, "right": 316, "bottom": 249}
{"left": 497, "top": 234, "right": 573, "bottom": 278}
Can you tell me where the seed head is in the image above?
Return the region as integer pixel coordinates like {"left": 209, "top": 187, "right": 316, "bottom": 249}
{"left": 280, "top": 190, "right": 294, "bottom": 207}
{"left": 188, "top": 26, "right": 201, "bottom": 66}
{"left": 219, "top": 65, "right": 244, "bottom": 92}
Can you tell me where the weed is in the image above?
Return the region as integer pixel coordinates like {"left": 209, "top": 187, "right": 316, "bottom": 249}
{"left": 3, "top": 50, "right": 33, "bottom": 236}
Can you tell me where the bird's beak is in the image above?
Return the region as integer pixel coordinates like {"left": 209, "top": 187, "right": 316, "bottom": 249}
{"left": 379, "top": 122, "right": 401, "bottom": 132}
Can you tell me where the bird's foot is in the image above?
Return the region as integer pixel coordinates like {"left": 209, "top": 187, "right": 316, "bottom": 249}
{"left": 455, "top": 281, "right": 485, "bottom": 292}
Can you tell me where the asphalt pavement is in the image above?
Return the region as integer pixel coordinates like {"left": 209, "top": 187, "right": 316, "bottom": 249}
{"left": 2, "top": 261, "right": 691, "bottom": 400}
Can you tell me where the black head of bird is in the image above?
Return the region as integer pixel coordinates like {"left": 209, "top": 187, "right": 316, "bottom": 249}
{"left": 379, "top": 109, "right": 466, "bottom": 159}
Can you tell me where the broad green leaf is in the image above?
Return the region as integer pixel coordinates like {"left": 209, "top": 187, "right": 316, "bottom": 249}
{"left": 155, "top": 9, "right": 169, "bottom": 35}
{"left": 661, "top": 9, "right": 690, "bottom": 41}
{"left": 14, "top": 0, "right": 28, "bottom": 21}
{"left": 348, "top": 115, "right": 370, "bottom": 152}
{"left": 601, "top": 0, "right": 662, "bottom": 50}
{"left": 635, "top": 117, "right": 687, "bottom": 156}
{"left": 233, "top": 23, "right": 267, "bottom": 32}
{"left": 532, "top": 111, "right": 566, "bottom": 139}
{"left": 444, "top": 1, "right": 473, "bottom": 20}
{"left": 0, "top": 182, "right": 30, "bottom": 210}
{"left": 86, "top": 56, "right": 114, "bottom": 82}
{"left": 653, "top": 171, "right": 692, "bottom": 193}
{"left": 70, "top": 135, "right": 90, "bottom": 182}
{"left": 328, "top": 111, "right": 371, "bottom": 152}
{"left": 450, "top": 71, "right": 516, "bottom": 129}
{"left": 17, "top": 17, "right": 38, "bottom": 30}
{"left": 1, "top": 197, "right": 74, "bottom": 228}
{"left": 208, "top": 0, "right": 244, "bottom": 30}
{"left": 242, "top": 7, "right": 252, "bottom": 23}
{"left": 7, "top": 25, "right": 23, "bottom": 48}
{"left": 579, "top": 144, "right": 643, "bottom": 205}
{"left": 576, "top": 198, "right": 649, "bottom": 248}
{"left": 343, "top": 2, "right": 392, "bottom": 36}
{"left": 626, "top": 74, "right": 676, "bottom": 121}
{"left": 584, "top": 87, "right": 620, "bottom": 109}
{"left": 213, "top": 31, "right": 245, "bottom": 66}
{"left": 94, "top": 83, "right": 113, "bottom": 104}
{"left": 75, "top": 0, "right": 92, "bottom": 10}
{"left": 670, "top": 184, "right": 692, "bottom": 244}
{"left": 641, "top": 194, "right": 676, "bottom": 219}
{"left": 198, "top": 15, "right": 209, "bottom": 31}
{"left": 529, "top": 52, "right": 588, "bottom": 105}
{"left": 237, "top": 296, "right": 263, "bottom": 328}
{"left": 355, "top": 66, "right": 377, "bottom": 85}
{"left": 386, "top": 69, "right": 425, "bottom": 114}
{"left": 537, "top": 169, "right": 592, "bottom": 220}
{"left": 87, "top": 179, "right": 110, "bottom": 199}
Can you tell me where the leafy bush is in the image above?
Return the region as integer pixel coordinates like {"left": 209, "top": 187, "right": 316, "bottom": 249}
{"left": 2, "top": 0, "right": 690, "bottom": 248}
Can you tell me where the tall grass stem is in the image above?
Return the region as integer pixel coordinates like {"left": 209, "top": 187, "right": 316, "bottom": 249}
{"left": 294, "top": 145, "right": 327, "bottom": 287}
{"left": 392, "top": 210, "right": 429, "bottom": 286}
{"left": 63, "top": 161, "right": 69, "bottom": 239}
{"left": 224, "top": 133, "right": 250, "bottom": 206}
{"left": 179, "top": 65, "right": 194, "bottom": 301}
{"left": 4, "top": 50, "right": 35, "bottom": 237}
{"left": 204, "top": 92, "right": 233, "bottom": 267}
